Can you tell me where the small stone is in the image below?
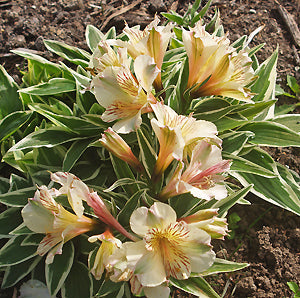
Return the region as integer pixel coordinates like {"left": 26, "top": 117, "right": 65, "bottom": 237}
{"left": 14, "top": 35, "right": 26, "bottom": 47}
{"left": 55, "top": 12, "right": 66, "bottom": 24}
{"left": 236, "top": 276, "right": 257, "bottom": 294}
{"left": 148, "top": 0, "right": 166, "bottom": 14}
{"left": 34, "top": 36, "right": 45, "bottom": 51}
{"left": 249, "top": 9, "right": 256, "bottom": 14}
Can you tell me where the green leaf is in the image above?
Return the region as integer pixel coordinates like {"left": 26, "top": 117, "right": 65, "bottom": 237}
{"left": 2, "top": 256, "right": 42, "bottom": 288}
{"left": 193, "top": 97, "right": 239, "bottom": 121}
{"left": 287, "top": 281, "right": 300, "bottom": 296}
{"left": 275, "top": 103, "right": 299, "bottom": 116}
{"left": 231, "top": 150, "right": 300, "bottom": 216}
{"left": 161, "top": 12, "right": 184, "bottom": 25}
{"left": 0, "top": 65, "right": 22, "bottom": 119}
{"left": 287, "top": 75, "right": 300, "bottom": 94}
{"left": 191, "top": 0, "right": 212, "bottom": 26}
{"left": 22, "top": 234, "right": 44, "bottom": 246}
{"left": 170, "top": 276, "right": 220, "bottom": 298}
{"left": 110, "top": 154, "right": 139, "bottom": 196}
{"left": 272, "top": 114, "right": 300, "bottom": 133}
{"left": 0, "top": 186, "right": 35, "bottom": 207}
{"left": 63, "top": 139, "right": 92, "bottom": 171}
{"left": 0, "top": 207, "right": 23, "bottom": 237}
{"left": 251, "top": 48, "right": 278, "bottom": 102}
{"left": 238, "top": 121, "right": 300, "bottom": 147}
{"left": 233, "top": 171, "right": 300, "bottom": 216}
{"left": 193, "top": 258, "right": 249, "bottom": 276}
{"left": 136, "top": 128, "right": 157, "bottom": 179}
{"left": 211, "top": 185, "right": 252, "bottom": 217}
{"left": 11, "top": 49, "right": 62, "bottom": 75}
{"left": 117, "top": 189, "right": 147, "bottom": 226}
{"left": 222, "top": 131, "right": 254, "bottom": 155}
{"left": 19, "top": 78, "right": 76, "bottom": 95}
{"left": 224, "top": 152, "right": 276, "bottom": 177}
{"left": 45, "top": 241, "right": 74, "bottom": 297}
{"left": 9, "top": 223, "right": 34, "bottom": 235}
{"left": 59, "top": 62, "right": 91, "bottom": 87}
{"left": 61, "top": 261, "right": 93, "bottom": 298}
{"left": 169, "top": 193, "right": 204, "bottom": 218}
{"left": 0, "top": 235, "right": 37, "bottom": 266}
{"left": 28, "top": 104, "right": 103, "bottom": 135}
{"left": 238, "top": 99, "right": 276, "bottom": 119}
{"left": 44, "top": 40, "right": 91, "bottom": 67}
{"left": 9, "top": 127, "right": 80, "bottom": 151}
{"left": 214, "top": 113, "right": 248, "bottom": 132}
{"left": 9, "top": 174, "right": 33, "bottom": 191}
{"left": 275, "top": 84, "right": 295, "bottom": 98}
{"left": 0, "top": 111, "right": 32, "bottom": 141}
{"left": 77, "top": 234, "right": 98, "bottom": 255}
{"left": 0, "top": 177, "right": 10, "bottom": 194}
{"left": 104, "top": 27, "right": 116, "bottom": 40}
{"left": 97, "top": 279, "right": 124, "bottom": 297}
{"left": 85, "top": 24, "right": 105, "bottom": 52}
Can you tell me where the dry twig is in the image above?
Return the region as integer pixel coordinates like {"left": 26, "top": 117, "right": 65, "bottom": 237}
{"left": 100, "top": 0, "right": 144, "bottom": 31}
{"left": 277, "top": 2, "right": 300, "bottom": 48}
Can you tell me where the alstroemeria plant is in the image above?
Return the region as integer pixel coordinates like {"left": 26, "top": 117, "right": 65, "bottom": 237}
{"left": 1, "top": 0, "right": 299, "bottom": 297}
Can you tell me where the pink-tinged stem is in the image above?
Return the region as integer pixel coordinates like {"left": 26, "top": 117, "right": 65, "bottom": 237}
{"left": 87, "top": 192, "right": 139, "bottom": 242}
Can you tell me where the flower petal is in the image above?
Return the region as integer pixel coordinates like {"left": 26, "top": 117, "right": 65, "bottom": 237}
{"left": 22, "top": 200, "right": 54, "bottom": 234}
{"left": 130, "top": 206, "right": 150, "bottom": 236}
{"left": 135, "top": 251, "right": 167, "bottom": 287}
{"left": 143, "top": 284, "right": 171, "bottom": 298}
{"left": 134, "top": 55, "right": 160, "bottom": 92}
{"left": 147, "top": 202, "right": 177, "bottom": 229}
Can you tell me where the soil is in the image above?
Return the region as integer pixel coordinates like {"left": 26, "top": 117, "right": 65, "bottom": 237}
{"left": 0, "top": 0, "right": 300, "bottom": 297}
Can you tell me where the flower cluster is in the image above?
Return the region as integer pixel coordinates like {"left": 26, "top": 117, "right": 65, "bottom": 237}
{"left": 20, "top": 15, "right": 257, "bottom": 297}
{"left": 22, "top": 175, "right": 227, "bottom": 297}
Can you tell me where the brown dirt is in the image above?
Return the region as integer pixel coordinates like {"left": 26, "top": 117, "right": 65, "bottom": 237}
{"left": 0, "top": 0, "right": 300, "bottom": 297}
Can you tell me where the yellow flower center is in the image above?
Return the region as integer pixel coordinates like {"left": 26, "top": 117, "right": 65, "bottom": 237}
{"left": 144, "top": 222, "right": 191, "bottom": 278}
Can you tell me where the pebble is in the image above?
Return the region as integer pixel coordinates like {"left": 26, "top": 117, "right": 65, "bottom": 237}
{"left": 13, "top": 35, "right": 26, "bottom": 47}
{"left": 249, "top": 9, "right": 256, "bottom": 14}
{"left": 34, "top": 36, "right": 45, "bottom": 51}
{"left": 148, "top": 0, "right": 166, "bottom": 14}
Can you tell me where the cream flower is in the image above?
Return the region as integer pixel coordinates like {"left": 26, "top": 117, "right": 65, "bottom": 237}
{"left": 182, "top": 21, "right": 255, "bottom": 101}
{"left": 159, "top": 140, "right": 230, "bottom": 201}
{"left": 51, "top": 172, "right": 90, "bottom": 218}
{"left": 107, "top": 202, "right": 215, "bottom": 292}
{"left": 115, "top": 16, "right": 173, "bottom": 92}
{"left": 150, "top": 102, "right": 220, "bottom": 180}
{"left": 92, "top": 54, "right": 159, "bottom": 133}
{"left": 52, "top": 173, "right": 139, "bottom": 241}
{"left": 22, "top": 186, "right": 97, "bottom": 264}
{"left": 181, "top": 209, "right": 228, "bottom": 240}
{"left": 89, "top": 42, "right": 129, "bottom": 73}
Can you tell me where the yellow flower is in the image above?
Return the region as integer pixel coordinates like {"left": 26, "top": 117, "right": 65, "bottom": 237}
{"left": 22, "top": 186, "right": 97, "bottom": 264}
{"left": 182, "top": 21, "right": 255, "bottom": 101}
{"left": 88, "top": 230, "right": 122, "bottom": 280}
